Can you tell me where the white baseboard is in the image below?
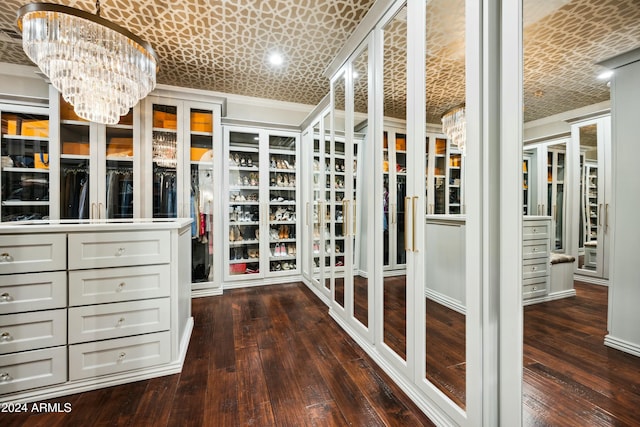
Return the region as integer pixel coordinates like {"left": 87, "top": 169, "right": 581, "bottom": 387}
{"left": 424, "top": 289, "right": 466, "bottom": 315}
{"left": 191, "top": 288, "right": 223, "bottom": 298}
{"left": 604, "top": 334, "right": 640, "bottom": 358}
{"left": 573, "top": 274, "right": 609, "bottom": 286}
{"left": 301, "top": 277, "right": 331, "bottom": 306}
{"left": 328, "top": 310, "right": 463, "bottom": 427}
{"left": 522, "top": 289, "right": 577, "bottom": 306}
{"left": 222, "top": 274, "right": 303, "bottom": 290}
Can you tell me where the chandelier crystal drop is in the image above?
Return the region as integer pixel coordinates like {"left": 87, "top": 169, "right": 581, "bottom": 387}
{"left": 17, "top": 2, "right": 158, "bottom": 125}
{"left": 441, "top": 105, "right": 466, "bottom": 155}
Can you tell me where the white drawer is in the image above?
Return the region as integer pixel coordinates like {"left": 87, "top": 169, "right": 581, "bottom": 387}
{"left": 69, "top": 264, "right": 170, "bottom": 306}
{"left": 0, "top": 346, "right": 67, "bottom": 394}
{"left": 69, "top": 331, "right": 170, "bottom": 381}
{"left": 0, "top": 271, "right": 67, "bottom": 315}
{"left": 523, "top": 221, "right": 550, "bottom": 241}
{"left": 523, "top": 239, "right": 549, "bottom": 260}
{"left": 523, "top": 277, "right": 549, "bottom": 299}
{"left": 68, "top": 298, "right": 170, "bottom": 344}
{"left": 0, "top": 234, "right": 66, "bottom": 275}
{"left": 0, "top": 309, "right": 67, "bottom": 354}
{"left": 523, "top": 258, "right": 549, "bottom": 279}
{"left": 68, "top": 231, "right": 170, "bottom": 270}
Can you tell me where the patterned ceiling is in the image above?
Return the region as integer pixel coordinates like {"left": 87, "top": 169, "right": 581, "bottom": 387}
{"left": 0, "top": 0, "right": 639, "bottom": 123}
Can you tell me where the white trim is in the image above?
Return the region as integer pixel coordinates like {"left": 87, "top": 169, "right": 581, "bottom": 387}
{"left": 573, "top": 274, "right": 609, "bottom": 287}
{"left": 191, "top": 288, "right": 224, "bottom": 298}
{"left": 522, "top": 289, "right": 576, "bottom": 306}
{"left": 222, "top": 274, "right": 303, "bottom": 290}
{"left": 425, "top": 289, "right": 467, "bottom": 315}
{"left": 302, "top": 277, "right": 332, "bottom": 307}
{"left": 604, "top": 335, "right": 640, "bottom": 358}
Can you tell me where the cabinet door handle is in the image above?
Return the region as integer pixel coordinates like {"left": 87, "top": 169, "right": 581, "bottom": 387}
{"left": 99, "top": 203, "right": 105, "bottom": 219}
{"left": 342, "top": 200, "right": 348, "bottom": 236}
{"left": 352, "top": 202, "right": 356, "bottom": 237}
{"left": 404, "top": 197, "right": 411, "bottom": 252}
{"left": 605, "top": 203, "right": 609, "bottom": 231}
{"left": 598, "top": 204, "right": 603, "bottom": 226}
{"left": 553, "top": 205, "right": 557, "bottom": 221}
{"left": 306, "top": 202, "right": 310, "bottom": 226}
{"left": 412, "top": 196, "right": 419, "bottom": 252}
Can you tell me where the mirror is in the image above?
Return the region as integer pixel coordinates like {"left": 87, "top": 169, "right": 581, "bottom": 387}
{"left": 311, "top": 119, "right": 323, "bottom": 290}
{"left": 352, "top": 46, "right": 369, "bottom": 328}
{"left": 424, "top": 0, "right": 466, "bottom": 408}
{"left": 333, "top": 70, "right": 346, "bottom": 308}
{"left": 382, "top": 5, "right": 407, "bottom": 361}
{"left": 576, "top": 123, "right": 601, "bottom": 273}
{"left": 547, "top": 142, "right": 566, "bottom": 252}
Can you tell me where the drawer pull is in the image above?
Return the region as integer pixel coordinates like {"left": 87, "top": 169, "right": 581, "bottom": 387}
{"left": 116, "top": 247, "right": 126, "bottom": 256}
{"left": 117, "top": 317, "right": 126, "bottom": 326}
{"left": 532, "top": 286, "right": 537, "bottom": 290}
{"left": 0, "top": 331, "right": 11, "bottom": 341}
{"left": 532, "top": 228, "right": 537, "bottom": 233}
{"left": 532, "top": 266, "right": 537, "bottom": 271}
{"left": 533, "top": 248, "right": 538, "bottom": 252}
{"left": 0, "top": 252, "right": 13, "bottom": 262}
{"left": 0, "top": 372, "right": 11, "bottom": 382}
{"left": 118, "top": 352, "right": 127, "bottom": 361}
{"left": 0, "top": 292, "right": 10, "bottom": 301}
{"left": 116, "top": 282, "right": 126, "bottom": 292}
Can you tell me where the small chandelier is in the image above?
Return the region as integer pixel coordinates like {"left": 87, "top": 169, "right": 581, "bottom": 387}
{"left": 441, "top": 104, "right": 466, "bottom": 155}
{"left": 17, "top": 1, "right": 158, "bottom": 125}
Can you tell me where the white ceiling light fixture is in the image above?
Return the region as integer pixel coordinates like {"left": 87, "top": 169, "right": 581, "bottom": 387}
{"left": 17, "top": 1, "right": 158, "bottom": 125}
{"left": 442, "top": 104, "right": 466, "bottom": 155}
{"left": 268, "top": 52, "right": 284, "bottom": 67}
{"left": 597, "top": 70, "right": 614, "bottom": 80}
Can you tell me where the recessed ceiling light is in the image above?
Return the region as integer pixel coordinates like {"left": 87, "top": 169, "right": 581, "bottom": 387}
{"left": 598, "top": 70, "right": 613, "bottom": 80}
{"left": 268, "top": 52, "right": 284, "bottom": 67}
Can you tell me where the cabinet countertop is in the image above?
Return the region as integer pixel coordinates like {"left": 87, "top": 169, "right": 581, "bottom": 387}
{"left": 0, "top": 218, "right": 193, "bottom": 234}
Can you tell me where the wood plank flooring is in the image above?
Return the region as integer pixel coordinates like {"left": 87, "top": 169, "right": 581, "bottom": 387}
{"left": 0, "top": 282, "right": 434, "bottom": 427}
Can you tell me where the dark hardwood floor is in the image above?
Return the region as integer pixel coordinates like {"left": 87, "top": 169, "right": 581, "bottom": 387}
{"left": 523, "top": 281, "right": 640, "bottom": 426}
{"left": 0, "top": 282, "right": 434, "bottom": 427}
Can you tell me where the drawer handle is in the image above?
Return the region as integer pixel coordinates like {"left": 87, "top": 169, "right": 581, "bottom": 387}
{"left": 116, "top": 282, "right": 126, "bottom": 292}
{"left": 0, "top": 331, "right": 11, "bottom": 341}
{"left": 532, "top": 228, "right": 537, "bottom": 233}
{"left": 533, "top": 248, "right": 538, "bottom": 252}
{"left": 532, "top": 266, "right": 537, "bottom": 271}
{"left": 0, "top": 252, "right": 13, "bottom": 262}
{"left": 115, "top": 247, "right": 126, "bottom": 256}
{"left": 118, "top": 352, "right": 127, "bottom": 361}
{"left": 117, "top": 317, "right": 125, "bottom": 326}
{"left": 0, "top": 372, "right": 11, "bottom": 382}
{"left": 0, "top": 292, "right": 10, "bottom": 302}
{"left": 532, "top": 286, "right": 537, "bottom": 291}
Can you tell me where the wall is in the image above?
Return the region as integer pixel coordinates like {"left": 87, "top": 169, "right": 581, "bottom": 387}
{"left": 605, "top": 52, "right": 640, "bottom": 357}
{"left": 0, "top": 63, "right": 49, "bottom": 102}
{"left": 524, "top": 100, "right": 610, "bottom": 143}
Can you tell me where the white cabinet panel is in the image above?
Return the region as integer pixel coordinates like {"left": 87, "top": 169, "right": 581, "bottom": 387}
{"left": 522, "top": 221, "right": 550, "bottom": 240}
{"left": 0, "top": 346, "right": 67, "bottom": 394}
{"left": 0, "top": 271, "right": 67, "bottom": 315}
{"left": 68, "top": 298, "right": 170, "bottom": 344}
{"left": 0, "top": 309, "right": 66, "bottom": 353}
{"left": 69, "top": 331, "right": 170, "bottom": 380}
{"left": 523, "top": 258, "right": 550, "bottom": 280}
{"left": 0, "top": 233, "right": 66, "bottom": 275}
{"left": 522, "top": 239, "right": 550, "bottom": 260}
{"left": 68, "top": 264, "right": 170, "bottom": 306}
{"left": 68, "top": 230, "right": 170, "bottom": 269}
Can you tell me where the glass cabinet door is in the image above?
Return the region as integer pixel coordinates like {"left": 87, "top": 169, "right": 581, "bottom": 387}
{"left": 188, "top": 107, "right": 215, "bottom": 284}
{"left": 448, "top": 150, "right": 462, "bottom": 214}
{"left": 151, "top": 104, "right": 179, "bottom": 218}
{"left": 103, "top": 109, "right": 134, "bottom": 219}
{"left": 59, "top": 99, "right": 91, "bottom": 220}
{"left": 1, "top": 108, "right": 50, "bottom": 221}
{"left": 433, "top": 138, "right": 446, "bottom": 214}
{"left": 311, "top": 130, "right": 323, "bottom": 287}
{"left": 547, "top": 145, "right": 566, "bottom": 251}
{"left": 227, "top": 130, "right": 260, "bottom": 277}
{"left": 268, "top": 133, "right": 297, "bottom": 274}
{"left": 395, "top": 133, "right": 407, "bottom": 266}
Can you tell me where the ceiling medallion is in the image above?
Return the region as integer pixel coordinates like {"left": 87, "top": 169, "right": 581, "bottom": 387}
{"left": 17, "top": 1, "right": 158, "bottom": 125}
{"left": 442, "top": 104, "right": 466, "bottom": 155}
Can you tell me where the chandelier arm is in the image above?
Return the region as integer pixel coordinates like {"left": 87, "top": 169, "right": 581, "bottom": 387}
{"left": 16, "top": 3, "right": 157, "bottom": 63}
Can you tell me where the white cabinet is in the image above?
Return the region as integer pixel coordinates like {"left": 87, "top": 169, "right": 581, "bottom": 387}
{"left": 142, "top": 96, "right": 222, "bottom": 293}
{"left": 51, "top": 91, "right": 141, "bottom": 220}
{"left": 522, "top": 217, "right": 551, "bottom": 300}
{"left": 0, "top": 220, "right": 192, "bottom": 402}
{"left": 425, "top": 133, "right": 464, "bottom": 216}
{"left": 0, "top": 103, "right": 51, "bottom": 222}
{"left": 572, "top": 116, "right": 611, "bottom": 280}
{"left": 223, "top": 126, "right": 300, "bottom": 283}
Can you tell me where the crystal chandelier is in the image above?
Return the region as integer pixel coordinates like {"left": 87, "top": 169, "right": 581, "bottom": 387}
{"left": 441, "top": 105, "right": 466, "bottom": 155}
{"left": 17, "top": 1, "right": 158, "bottom": 125}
